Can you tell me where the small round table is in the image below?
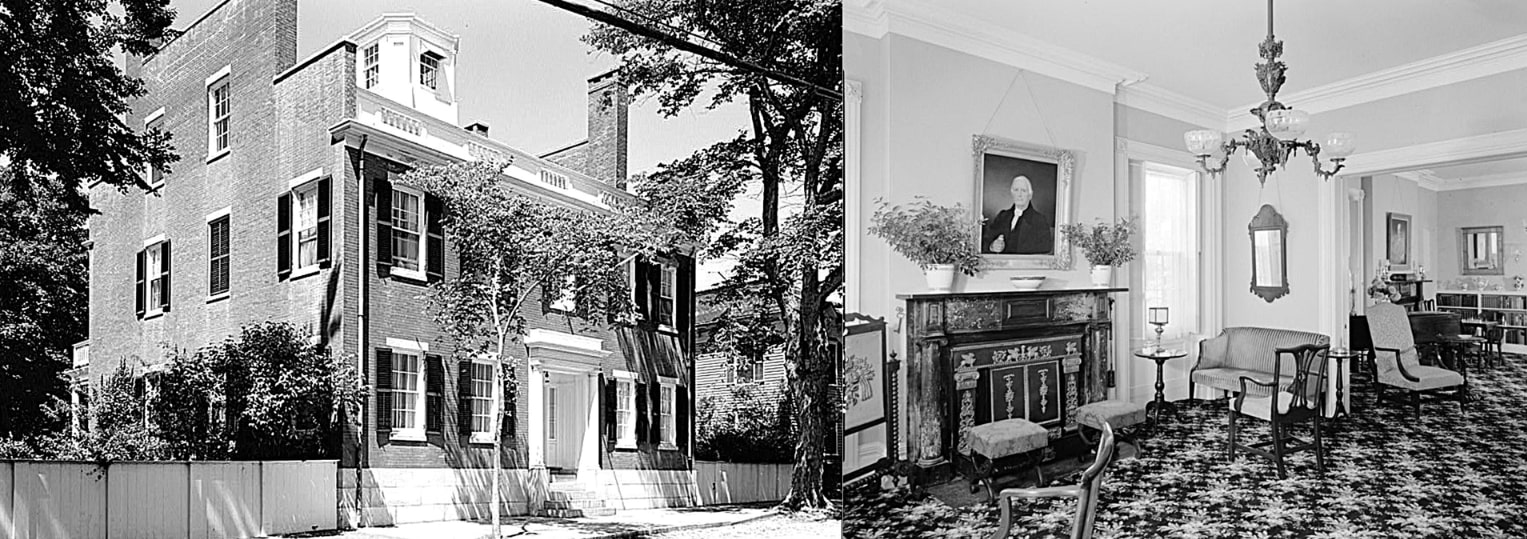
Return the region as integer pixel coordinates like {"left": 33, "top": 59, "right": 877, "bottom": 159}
{"left": 1325, "top": 348, "right": 1363, "bottom": 419}
{"left": 1135, "top": 348, "right": 1187, "bottom": 425}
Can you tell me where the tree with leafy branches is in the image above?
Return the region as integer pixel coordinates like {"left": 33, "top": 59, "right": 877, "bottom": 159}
{"left": 585, "top": 0, "right": 843, "bottom": 510}
{"left": 0, "top": 0, "right": 180, "bottom": 214}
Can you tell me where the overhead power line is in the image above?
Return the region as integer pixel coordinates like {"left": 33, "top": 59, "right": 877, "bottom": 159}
{"left": 534, "top": 0, "right": 842, "bottom": 102}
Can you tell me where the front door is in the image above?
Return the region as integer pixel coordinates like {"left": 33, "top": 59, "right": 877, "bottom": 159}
{"left": 544, "top": 372, "right": 585, "bottom": 470}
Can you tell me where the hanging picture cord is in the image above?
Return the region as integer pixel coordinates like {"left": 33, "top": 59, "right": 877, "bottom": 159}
{"left": 980, "top": 70, "right": 1021, "bottom": 136}
{"left": 1018, "top": 70, "right": 1060, "bottom": 148}
{"left": 979, "top": 69, "right": 1060, "bottom": 149}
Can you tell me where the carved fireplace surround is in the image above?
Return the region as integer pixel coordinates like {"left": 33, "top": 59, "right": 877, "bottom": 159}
{"left": 898, "top": 288, "right": 1124, "bottom": 478}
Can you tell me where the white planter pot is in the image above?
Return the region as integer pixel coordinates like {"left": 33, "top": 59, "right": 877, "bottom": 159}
{"left": 1090, "top": 265, "right": 1113, "bottom": 287}
{"left": 924, "top": 264, "right": 957, "bottom": 292}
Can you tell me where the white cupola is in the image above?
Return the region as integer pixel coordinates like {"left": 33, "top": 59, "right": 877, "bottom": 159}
{"left": 350, "top": 13, "right": 461, "bottom": 125}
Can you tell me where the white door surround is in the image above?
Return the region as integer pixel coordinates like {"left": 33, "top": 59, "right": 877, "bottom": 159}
{"left": 526, "top": 329, "right": 610, "bottom": 481}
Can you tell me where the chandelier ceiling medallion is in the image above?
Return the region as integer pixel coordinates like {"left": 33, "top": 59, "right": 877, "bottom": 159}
{"left": 1184, "top": 0, "right": 1354, "bottom": 185}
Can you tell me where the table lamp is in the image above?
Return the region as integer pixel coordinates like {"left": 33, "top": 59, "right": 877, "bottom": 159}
{"left": 1148, "top": 307, "right": 1168, "bottom": 353}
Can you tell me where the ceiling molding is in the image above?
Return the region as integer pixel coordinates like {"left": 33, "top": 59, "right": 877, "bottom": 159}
{"left": 842, "top": 0, "right": 1147, "bottom": 94}
{"left": 1115, "top": 137, "right": 1199, "bottom": 170}
{"left": 1392, "top": 170, "right": 1445, "bottom": 191}
{"left": 1340, "top": 127, "right": 1527, "bottom": 177}
{"left": 1435, "top": 170, "right": 1527, "bottom": 192}
{"left": 1229, "top": 33, "right": 1527, "bottom": 129}
{"left": 1115, "top": 83, "right": 1224, "bottom": 130}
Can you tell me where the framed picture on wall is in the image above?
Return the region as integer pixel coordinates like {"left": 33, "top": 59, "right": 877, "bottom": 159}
{"left": 1387, "top": 212, "right": 1411, "bottom": 271}
{"left": 972, "top": 135, "right": 1075, "bottom": 269}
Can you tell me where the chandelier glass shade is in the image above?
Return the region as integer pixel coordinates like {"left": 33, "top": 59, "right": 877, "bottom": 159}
{"left": 1184, "top": 0, "right": 1354, "bottom": 185}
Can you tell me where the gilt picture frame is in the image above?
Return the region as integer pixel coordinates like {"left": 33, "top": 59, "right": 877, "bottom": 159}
{"left": 972, "top": 135, "right": 1075, "bottom": 270}
{"left": 1387, "top": 212, "right": 1411, "bottom": 271}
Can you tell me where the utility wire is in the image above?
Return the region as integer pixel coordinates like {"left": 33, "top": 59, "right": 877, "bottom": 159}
{"left": 587, "top": 0, "right": 727, "bottom": 51}
{"left": 535, "top": 0, "right": 842, "bottom": 102}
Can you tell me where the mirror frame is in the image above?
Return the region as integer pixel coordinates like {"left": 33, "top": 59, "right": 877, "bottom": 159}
{"left": 1248, "top": 204, "right": 1290, "bottom": 303}
{"left": 1459, "top": 225, "right": 1505, "bottom": 276}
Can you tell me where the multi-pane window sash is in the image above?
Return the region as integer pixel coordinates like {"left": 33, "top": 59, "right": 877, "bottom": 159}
{"left": 391, "top": 352, "right": 422, "bottom": 431}
{"left": 210, "top": 80, "right": 230, "bottom": 152}
{"left": 208, "top": 217, "right": 230, "bottom": 296}
{"left": 419, "top": 54, "right": 439, "bottom": 89}
{"left": 659, "top": 265, "right": 676, "bottom": 327}
{"left": 547, "top": 386, "right": 558, "bottom": 440}
{"left": 615, "top": 379, "right": 634, "bottom": 447}
{"left": 391, "top": 189, "right": 423, "bottom": 273}
{"left": 147, "top": 243, "right": 165, "bottom": 309}
{"left": 295, "top": 183, "right": 319, "bottom": 268}
{"left": 470, "top": 362, "right": 493, "bottom": 435}
{"left": 363, "top": 44, "right": 380, "bottom": 89}
{"left": 660, "top": 384, "right": 675, "bottom": 445}
{"left": 146, "top": 116, "right": 164, "bottom": 185}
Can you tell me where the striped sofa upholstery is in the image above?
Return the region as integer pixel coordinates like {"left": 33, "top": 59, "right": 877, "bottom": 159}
{"left": 1191, "top": 327, "right": 1330, "bottom": 398}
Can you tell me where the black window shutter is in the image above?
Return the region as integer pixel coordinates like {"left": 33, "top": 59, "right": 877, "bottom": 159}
{"left": 375, "top": 177, "right": 392, "bottom": 275}
{"left": 677, "top": 385, "right": 689, "bottom": 452}
{"left": 375, "top": 348, "right": 393, "bottom": 431}
{"left": 634, "top": 259, "right": 649, "bottom": 320}
{"left": 160, "top": 241, "right": 172, "bottom": 312}
{"left": 276, "top": 193, "right": 291, "bottom": 279}
{"left": 649, "top": 382, "right": 661, "bottom": 443}
{"left": 635, "top": 381, "right": 648, "bottom": 444}
{"left": 602, "top": 375, "right": 616, "bottom": 447}
{"left": 317, "top": 177, "right": 332, "bottom": 268}
{"left": 647, "top": 262, "right": 662, "bottom": 325}
{"left": 458, "top": 360, "right": 474, "bottom": 436}
{"left": 501, "top": 370, "right": 514, "bottom": 439}
{"left": 135, "top": 250, "right": 146, "bottom": 319}
{"left": 425, "top": 194, "right": 444, "bottom": 282}
{"left": 425, "top": 354, "right": 443, "bottom": 433}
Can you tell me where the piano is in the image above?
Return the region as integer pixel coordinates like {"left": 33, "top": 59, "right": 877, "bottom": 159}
{"left": 1351, "top": 311, "right": 1463, "bottom": 367}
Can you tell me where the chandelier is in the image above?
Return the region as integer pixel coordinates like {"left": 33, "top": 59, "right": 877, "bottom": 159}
{"left": 1184, "top": 0, "right": 1354, "bottom": 185}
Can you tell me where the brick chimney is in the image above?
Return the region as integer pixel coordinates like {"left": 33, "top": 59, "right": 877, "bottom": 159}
{"left": 585, "top": 69, "right": 628, "bottom": 187}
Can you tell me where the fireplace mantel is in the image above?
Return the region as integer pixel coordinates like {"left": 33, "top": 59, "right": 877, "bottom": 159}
{"left": 898, "top": 287, "right": 1125, "bottom": 478}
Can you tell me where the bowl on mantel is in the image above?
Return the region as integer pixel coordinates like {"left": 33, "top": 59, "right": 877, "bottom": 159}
{"left": 1010, "top": 276, "right": 1046, "bottom": 290}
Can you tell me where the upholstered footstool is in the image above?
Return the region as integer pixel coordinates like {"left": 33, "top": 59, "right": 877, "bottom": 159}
{"left": 964, "top": 418, "right": 1049, "bottom": 500}
{"left": 1075, "top": 400, "right": 1148, "bottom": 459}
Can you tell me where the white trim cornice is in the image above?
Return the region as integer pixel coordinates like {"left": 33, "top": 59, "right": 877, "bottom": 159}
{"left": 1230, "top": 33, "right": 1527, "bottom": 130}
{"left": 1115, "top": 83, "right": 1224, "bottom": 131}
{"left": 1393, "top": 170, "right": 1445, "bottom": 191}
{"left": 1340, "top": 127, "right": 1527, "bottom": 177}
{"left": 1435, "top": 170, "right": 1527, "bottom": 192}
{"left": 843, "top": 0, "right": 1146, "bottom": 94}
{"left": 1114, "top": 138, "right": 1199, "bottom": 170}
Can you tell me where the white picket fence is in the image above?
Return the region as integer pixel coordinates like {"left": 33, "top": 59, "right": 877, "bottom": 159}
{"left": 0, "top": 460, "right": 337, "bottom": 539}
{"left": 693, "top": 461, "right": 793, "bottom": 505}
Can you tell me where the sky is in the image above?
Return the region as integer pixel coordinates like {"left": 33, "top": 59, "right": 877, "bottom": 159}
{"left": 156, "top": 0, "right": 757, "bottom": 287}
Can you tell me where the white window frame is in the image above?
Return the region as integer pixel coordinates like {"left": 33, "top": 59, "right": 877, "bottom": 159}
{"left": 390, "top": 346, "right": 426, "bottom": 441}
{"left": 613, "top": 370, "right": 637, "bottom": 449}
{"left": 206, "top": 66, "right": 231, "bottom": 161}
{"left": 627, "top": 257, "right": 641, "bottom": 319}
{"left": 291, "top": 179, "right": 321, "bottom": 277}
{"left": 1137, "top": 161, "right": 1201, "bottom": 342}
{"left": 658, "top": 263, "right": 677, "bottom": 330}
{"left": 469, "top": 359, "right": 496, "bottom": 444}
{"left": 551, "top": 275, "right": 576, "bottom": 312}
{"left": 389, "top": 184, "right": 427, "bottom": 281}
{"left": 143, "top": 107, "right": 165, "bottom": 188}
{"left": 362, "top": 43, "right": 380, "bottom": 89}
{"left": 143, "top": 238, "right": 166, "bottom": 319}
{"left": 419, "top": 52, "right": 440, "bottom": 89}
{"left": 658, "top": 377, "right": 677, "bottom": 449}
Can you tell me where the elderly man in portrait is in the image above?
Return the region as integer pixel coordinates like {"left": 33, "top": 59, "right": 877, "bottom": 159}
{"left": 982, "top": 175, "right": 1053, "bottom": 254}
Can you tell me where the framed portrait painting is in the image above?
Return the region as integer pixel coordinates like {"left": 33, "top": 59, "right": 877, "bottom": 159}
{"left": 972, "top": 135, "right": 1075, "bottom": 269}
{"left": 1386, "top": 212, "right": 1410, "bottom": 271}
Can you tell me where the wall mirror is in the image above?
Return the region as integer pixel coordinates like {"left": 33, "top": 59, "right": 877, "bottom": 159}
{"left": 1249, "top": 204, "right": 1289, "bottom": 302}
{"left": 1459, "top": 225, "right": 1504, "bottom": 275}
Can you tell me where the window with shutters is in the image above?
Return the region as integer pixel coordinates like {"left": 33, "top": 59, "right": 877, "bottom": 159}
{"left": 208, "top": 215, "right": 230, "bottom": 298}
{"left": 419, "top": 52, "right": 441, "bottom": 90}
{"left": 362, "top": 43, "right": 379, "bottom": 89}
{"left": 658, "top": 263, "right": 677, "bottom": 329}
{"left": 390, "top": 185, "right": 425, "bottom": 280}
{"left": 614, "top": 372, "right": 636, "bottom": 449}
{"left": 469, "top": 360, "right": 494, "bottom": 443}
{"left": 144, "top": 110, "right": 165, "bottom": 187}
{"left": 658, "top": 378, "right": 676, "bottom": 448}
{"left": 391, "top": 350, "right": 424, "bottom": 439}
{"left": 627, "top": 258, "right": 641, "bottom": 319}
{"left": 294, "top": 182, "right": 319, "bottom": 269}
{"left": 206, "top": 69, "right": 231, "bottom": 158}
{"left": 145, "top": 241, "right": 166, "bottom": 318}
{"left": 551, "top": 275, "right": 575, "bottom": 312}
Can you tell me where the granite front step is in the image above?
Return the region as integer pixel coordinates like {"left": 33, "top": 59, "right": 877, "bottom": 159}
{"left": 537, "top": 507, "right": 617, "bottom": 518}
{"left": 547, "top": 489, "right": 599, "bottom": 501}
{"left": 544, "top": 499, "right": 609, "bottom": 510}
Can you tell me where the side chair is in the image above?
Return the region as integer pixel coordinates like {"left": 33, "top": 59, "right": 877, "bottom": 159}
{"left": 990, "top": 423, "right": 1117, "bottom": 539}
{"left": 1227, "top": 343, "right": 1330, "bottom": 479}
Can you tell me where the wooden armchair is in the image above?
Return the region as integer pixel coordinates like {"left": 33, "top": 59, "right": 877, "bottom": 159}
{"left": 1367, "top": 302, "right": 1468, "bottom": 415}
{"left": 990, "top": 423, "right": 1116, "bottom": 539}
{"left": 1227, "top": 343, "right": 1330, "bottom": 479}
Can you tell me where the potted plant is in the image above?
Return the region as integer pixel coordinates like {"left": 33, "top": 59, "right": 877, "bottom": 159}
{"left": 869, "top": 198, "right": 982, "bottom": 292}
{"left": 1059, "top": 218, "right": 1136, "bottom": 287}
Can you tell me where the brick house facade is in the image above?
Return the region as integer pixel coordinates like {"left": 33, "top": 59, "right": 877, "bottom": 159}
{"left": 86, "top": 0, "right": 697, "bottom": 525}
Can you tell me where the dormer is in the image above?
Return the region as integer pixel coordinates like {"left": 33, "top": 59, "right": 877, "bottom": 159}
{"left": 350, "top": 13, "right": 461, "bottom": 125}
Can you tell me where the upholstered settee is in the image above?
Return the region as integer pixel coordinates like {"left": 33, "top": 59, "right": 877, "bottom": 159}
{"left": 1189, "top": 327, "right": 1331, "bottom": 399}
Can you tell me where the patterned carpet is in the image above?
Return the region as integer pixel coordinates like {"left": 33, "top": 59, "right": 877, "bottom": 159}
{"left": 846, "top": 353, "right": 1527, "bottom": 538}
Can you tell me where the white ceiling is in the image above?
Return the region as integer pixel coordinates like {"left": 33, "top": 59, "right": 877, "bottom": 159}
{"left": 892, "top": 0, "right": 1527, "bottom": 110}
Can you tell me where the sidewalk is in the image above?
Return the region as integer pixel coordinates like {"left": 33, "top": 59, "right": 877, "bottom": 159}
{"left": 297, "top": 505, "right": 774, "bottom": 539}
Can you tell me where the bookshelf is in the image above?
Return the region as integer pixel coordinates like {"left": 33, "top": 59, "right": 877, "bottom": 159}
{"left": 1435, "top": 290, "right": 1527, "bottom": 353}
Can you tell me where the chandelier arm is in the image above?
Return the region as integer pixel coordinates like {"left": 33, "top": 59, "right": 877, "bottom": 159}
{"left": 1312, "top": 157, "right": 1346, "bottom": 180}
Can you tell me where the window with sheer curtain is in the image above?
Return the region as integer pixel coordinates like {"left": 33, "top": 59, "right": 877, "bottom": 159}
{"left": 1140, "top": 162, "right": 1199, "bottom": 341}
